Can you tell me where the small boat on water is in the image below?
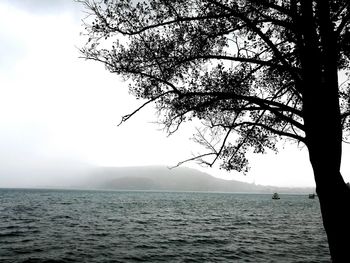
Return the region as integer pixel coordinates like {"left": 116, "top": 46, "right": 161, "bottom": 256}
{"left": 272, "top": 193, "right": 280, "bottom": 200}
{"left": 308, "top": 193, "right": 316, "bottom": 199}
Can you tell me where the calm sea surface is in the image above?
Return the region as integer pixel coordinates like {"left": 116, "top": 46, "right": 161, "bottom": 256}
{"left": 0, "top": 189, "right": 330, "bottom": 262}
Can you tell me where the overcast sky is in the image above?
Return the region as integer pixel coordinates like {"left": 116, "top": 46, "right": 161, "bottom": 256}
{"left": 0, "top": 0, "right": 349, "bottom": 188}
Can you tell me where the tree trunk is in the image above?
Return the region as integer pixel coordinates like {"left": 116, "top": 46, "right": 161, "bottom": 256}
{"left": 318, "top": 177, "right": 350, "bottom": 262}
{"left": 308, "top": 151, "right": 350, "bottom": 262}
{"left": 303, "top": 74, "right": 350, "bottom": 261}
{"left": 304, "top": 90, "right": 350, "bottom": 262}
{"left": 303, "top": 73, "right": 350, "bottom": 262}
{"left": 298, "top": 1, "right": 350, "bottom": 260}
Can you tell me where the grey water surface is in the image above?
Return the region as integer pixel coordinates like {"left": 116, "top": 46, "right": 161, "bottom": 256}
{"left": 0, "top": 189, "right": 330, "bottom": 262}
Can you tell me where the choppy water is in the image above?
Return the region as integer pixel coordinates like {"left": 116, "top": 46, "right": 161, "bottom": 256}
{"left": 0, "top": 189, "right": 330, "bottom": 262}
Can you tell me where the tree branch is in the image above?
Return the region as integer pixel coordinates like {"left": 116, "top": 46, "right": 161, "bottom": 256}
{"left": 170, "top": 152, "right": 216, "bottom": 168}
{"left": 118, "top": 91, "right": 175, "bottom": 125}
{"left": 207, "top": 0, "right": 301, "bottom": 83}
{"left": 233, "top": 121, "right": 305, "bottom": 142}
{"left": 180, "top": 91, "right": 303, "bottom": 117}
{"left": 335, "top": 3, "right": 350, "bottom": 37}
{"left": 107, "top": 13, "right": 234, "bottom": 36}
{"left": 179, "top": 55, "right": 293, "bottom": 72}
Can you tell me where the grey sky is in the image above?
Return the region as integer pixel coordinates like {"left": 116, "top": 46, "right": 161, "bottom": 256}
{"left": 0, "top": 0, "right": 207, "bottom": 188}
{"left": 2, "top": 0, "right": 80, "bottom": 15}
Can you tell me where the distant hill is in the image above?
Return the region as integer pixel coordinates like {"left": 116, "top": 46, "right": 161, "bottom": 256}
{"left": 78, "top": 166, "right": 314, "bottom": 194}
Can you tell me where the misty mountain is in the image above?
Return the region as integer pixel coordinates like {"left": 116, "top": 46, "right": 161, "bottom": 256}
{"left": 79, "top": 166, "right": 314, "bottom": 194}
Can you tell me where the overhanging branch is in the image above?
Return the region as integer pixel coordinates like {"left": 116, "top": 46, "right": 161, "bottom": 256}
{"left": 118, "top": 91, "right": 175, "bottom": 125}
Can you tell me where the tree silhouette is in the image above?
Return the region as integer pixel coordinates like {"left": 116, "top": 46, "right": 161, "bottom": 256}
{"left": 79, "top": 0, "right": 350, "bottom": 261}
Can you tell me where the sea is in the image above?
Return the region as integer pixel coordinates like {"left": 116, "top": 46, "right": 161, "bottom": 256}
{"left": 0, "top": 189, "right": 330, "bottom": 262}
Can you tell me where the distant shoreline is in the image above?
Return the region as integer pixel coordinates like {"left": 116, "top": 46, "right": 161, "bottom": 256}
{"left": 0, "top": 166, "right": 315, "bottom": 194}
{"left": 0, "top": 187, "right": 315, "bottom": 195}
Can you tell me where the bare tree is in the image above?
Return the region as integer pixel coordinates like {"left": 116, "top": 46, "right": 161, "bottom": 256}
{"left": 79, "top": 0, "right": 350, "bottom": 261}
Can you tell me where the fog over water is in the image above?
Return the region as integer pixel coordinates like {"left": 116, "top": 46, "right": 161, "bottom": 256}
{"left": 1, "top": 0, "right": 350, "bottom": 188}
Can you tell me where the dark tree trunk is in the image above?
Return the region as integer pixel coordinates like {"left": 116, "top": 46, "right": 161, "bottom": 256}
{"left": 313, "top": 170, "right": 350, "bottom": 262}
{"left": 303, "top": 63, "right": 350, "bottom": 262}
{"left": 307, "top": 127, "right": 350, "bottom": 261}
{"left": 304, "top": 94, "right": 350, "bottom": 262}
{"left": 298, "top": 1, "right": 350, "bottom": 260}
{"left": 302, "top": 69, "right": 350, "bottom": 262}
{"left": 303, "top": 76, "right": 350, "bottom": 262}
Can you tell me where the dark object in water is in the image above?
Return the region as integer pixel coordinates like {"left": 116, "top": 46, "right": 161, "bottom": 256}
{"left": 309, "top": 193, "right": 316, "bottom": 199}
{"left": 272, "top": 193, "right": 280, "bottom": 200}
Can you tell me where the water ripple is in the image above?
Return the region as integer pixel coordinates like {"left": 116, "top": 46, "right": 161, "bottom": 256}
{"left": 0, "top": 189, "right": 330, "bottom": 262}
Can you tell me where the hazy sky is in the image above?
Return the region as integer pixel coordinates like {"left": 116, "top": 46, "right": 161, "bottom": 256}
{"left": 1, "top": 0, "right": 349, "bottom": 188}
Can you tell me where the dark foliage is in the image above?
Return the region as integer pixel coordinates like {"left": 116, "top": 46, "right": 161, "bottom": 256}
{"left": 79, "top": 0, "right": 350, "bottom": 173}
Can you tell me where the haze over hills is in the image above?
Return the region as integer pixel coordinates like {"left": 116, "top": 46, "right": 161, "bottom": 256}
{"left": 76, "top": 166, "right": 314, "bottom": 194}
